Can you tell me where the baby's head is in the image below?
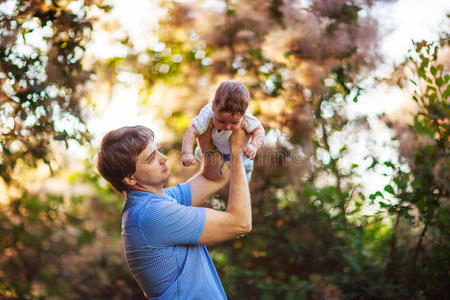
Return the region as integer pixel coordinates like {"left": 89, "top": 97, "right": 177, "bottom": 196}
{"left": 212, "top": 80, "right": 249, "bottom": 131}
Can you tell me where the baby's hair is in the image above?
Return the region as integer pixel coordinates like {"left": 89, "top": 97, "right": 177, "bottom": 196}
{"left": 213, "top": 80, "right": 249, "bottom": 115}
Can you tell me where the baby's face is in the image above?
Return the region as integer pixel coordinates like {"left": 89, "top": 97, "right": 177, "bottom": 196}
{"left": 212, "top": 110, "right": 243, "bottom": 131}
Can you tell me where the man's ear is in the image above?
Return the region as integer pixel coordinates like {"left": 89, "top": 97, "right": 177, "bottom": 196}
{"left": 122, "top": 175, "right": 136, "bottom": 187}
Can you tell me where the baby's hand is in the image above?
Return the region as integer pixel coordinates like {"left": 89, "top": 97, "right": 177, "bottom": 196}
{"left": 243, "top": 144, "right": 258, "bottom": 160}
{"left": 182, "top": 153, "right": 196, "bottom": 167}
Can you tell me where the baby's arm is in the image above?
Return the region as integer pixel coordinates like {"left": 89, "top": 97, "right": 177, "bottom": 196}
{"left": 243, "top": 125, "right": 265, "bottom": 160}
{"left": 182, "top": 125, "right": 200, "bottom": 166}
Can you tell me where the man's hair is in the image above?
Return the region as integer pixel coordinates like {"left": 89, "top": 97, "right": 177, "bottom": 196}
{"left": 213, "top": 80, "right": 250, "bottom": 115}
{"left": 97, "top": 125, "right": 154, "bottom": 193}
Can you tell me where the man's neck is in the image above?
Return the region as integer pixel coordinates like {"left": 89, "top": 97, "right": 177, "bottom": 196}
{"left": 130, "top": 184, "right": 164, "bottom": 195}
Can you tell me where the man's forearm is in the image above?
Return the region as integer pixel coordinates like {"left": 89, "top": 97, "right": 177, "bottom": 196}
{"left": 188, "top": 151, "right": 228, "bottom": 207}
{"left": 225, "top": 152, "right": 252, "bottom": 231}
{"left": 195, "top": 128, "right": 252, "bottom": 244}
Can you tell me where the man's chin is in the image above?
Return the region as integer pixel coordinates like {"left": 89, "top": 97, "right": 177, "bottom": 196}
{"left": 162, "top": 173, "right": 170, "bottom": 183}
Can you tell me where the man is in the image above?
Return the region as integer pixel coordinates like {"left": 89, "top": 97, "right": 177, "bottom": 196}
{"left": 97, "top": 124, "right": 251, "bottom": 299}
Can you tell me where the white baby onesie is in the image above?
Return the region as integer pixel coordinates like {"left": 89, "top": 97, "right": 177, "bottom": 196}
{"left": 192, "top": 103, "right": 261, "bottom": 155}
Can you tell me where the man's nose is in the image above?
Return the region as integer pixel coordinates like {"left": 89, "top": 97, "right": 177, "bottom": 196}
{"left": 224, "top": 124, "right": 232, "bottom": 130}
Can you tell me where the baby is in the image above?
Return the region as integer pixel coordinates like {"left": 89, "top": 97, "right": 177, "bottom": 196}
{"left": 181, "top": 80, "right": 265, "bottom": 180}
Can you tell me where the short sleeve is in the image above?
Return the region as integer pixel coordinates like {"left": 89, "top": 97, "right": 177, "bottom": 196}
{"left": 242, "top": 112, "right": 262, "bottom": 133}
{"left": 138, "top": 200, "right": 205, "bottom": 246}
{"left": 192, "top": 103, "right": 213, "bottom": 134}
{"left": 164, "top": 183, "right": 192, "bottom": 206}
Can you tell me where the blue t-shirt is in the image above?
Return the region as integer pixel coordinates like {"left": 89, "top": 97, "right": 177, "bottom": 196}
{"left": 121, "top": 182, "right": 227, "bottom": 299}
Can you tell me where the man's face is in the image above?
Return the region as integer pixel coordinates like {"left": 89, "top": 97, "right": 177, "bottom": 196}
{"left": 212, "top": 104, "right": 244, "bottom": 131}
{"left": 129, "top": 140, "right": 170, "bottom": 191}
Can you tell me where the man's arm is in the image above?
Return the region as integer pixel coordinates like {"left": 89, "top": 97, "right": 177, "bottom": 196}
{"left": 188, "top": 152, "right": 229, "bottom": 207}
{"left": 197, "top": 128, "right": 252, "bottom": 244}
{"left": 188, "top": 122, "right": 229, "bottom": 207}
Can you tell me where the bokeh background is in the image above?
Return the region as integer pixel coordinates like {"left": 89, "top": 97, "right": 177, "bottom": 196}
{"left": 0, "top": 0, "right": 449, "bottom": 299}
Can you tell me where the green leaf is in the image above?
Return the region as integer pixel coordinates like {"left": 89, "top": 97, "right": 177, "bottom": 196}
{"left": 54, "top": 130, "right": 69, "bottom": 141}
{"left": 428, "top": 92, "right": 438, "bottom": 101}
{"left": 366, "top": 156, "right": 378, "bottom": 170}
{"left": 339, "top": 145, "right": 348, "bottom": 155}
{"left": 384, "top": 184, "right": 395, "bottom": 195}
{"left": 384, "top": 161, "right": 395, "bottom": 169}
{"left": 413, "top": 118, "right": 434, "bottom": 137}
{"left": 348, "top": 209, "right": 359, "bottom": 215}
{"left": 430, "top": 65, "right": 436, "bottom": 76}
{"left": 379, "top": 201, "right": 390, "bottom": 208}
{"left": 369, "top": 191, "right": 383, "bottom": 200}
{"left": 444, "top": 74, "right": 450, "bottom": 84}
{"left": 418, "top": 68, "right": 426, "bottom": 79}
{"left": 442, "top": 85, "right": 450, "bottom": 99}
{"left": 226, "top": 9, "right": 235, "bottom": 16}
{"left": 426, "top": 85, "right": 436, "bottom": 92}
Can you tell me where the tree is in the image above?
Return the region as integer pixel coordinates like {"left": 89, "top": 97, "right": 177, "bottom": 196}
{"left": 0, "top": 0, "right": 108, "bottom": 183}
{"left": 379, "top": 37, "right": 449, "bottom": 298}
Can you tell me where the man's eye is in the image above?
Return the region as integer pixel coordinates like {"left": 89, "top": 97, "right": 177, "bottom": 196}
{"left": 159, "top": 148, "right": 167, "bottom": 155}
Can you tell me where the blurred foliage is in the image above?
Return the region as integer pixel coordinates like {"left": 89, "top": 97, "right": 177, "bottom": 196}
{"left": 0, "top": 0, "right": 110, "bottom": 182}
{"left": 0, "top": 0, "right": 449, "bottom": 299}
{"left": 0, "top": 155, "right": 144, "bottom": 299}
{"left": 374, "top": 38, "right": 450, "bottom": 299}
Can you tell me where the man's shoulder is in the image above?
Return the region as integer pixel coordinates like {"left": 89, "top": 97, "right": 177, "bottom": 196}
{"left": 126, "top": 190, "right": 168, "bottom": 202}
{"left": 123, "top": 191, "right": 172, "bottom": 216}
{"left": 164, "top": 182, "right": 192, "bottom": 206}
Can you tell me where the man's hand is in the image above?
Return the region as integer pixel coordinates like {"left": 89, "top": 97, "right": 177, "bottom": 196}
{"left": 230, "top": 127, "right": 250, "bottom": 154}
